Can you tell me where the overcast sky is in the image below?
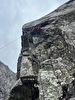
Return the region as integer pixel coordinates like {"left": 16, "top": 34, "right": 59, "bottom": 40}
{"left": 0, "top": 0, "right": 69, "bottom": 72}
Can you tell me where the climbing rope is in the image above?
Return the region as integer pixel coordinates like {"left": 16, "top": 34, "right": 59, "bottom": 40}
{"left": 0, "top": 27, "right": 42, "bottom": 50}
{"left": 0, "top": 27, "right": 55, "bottom": 99}
{"left": 0, "top": 36, "right": 21, "bottom": 50}
{"left": 39, "top": 48, "right": 55, "bottom": 100}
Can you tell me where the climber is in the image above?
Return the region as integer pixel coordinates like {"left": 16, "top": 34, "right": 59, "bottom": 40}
{"left": 37, "top": 27, "right": 42, "bottom": 34}
{"left": 38, "top": 27, "right": 42, "bottom": 30}
{"left": 31, "top": 26, "right": 42, "bottom": 35}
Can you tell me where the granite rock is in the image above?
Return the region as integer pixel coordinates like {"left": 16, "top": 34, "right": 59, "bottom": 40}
{"left": 8, "top": 0, "right": 75, "bottom": 100}
{"left": 0, "top": 61, "right": 16, "bottom": 100}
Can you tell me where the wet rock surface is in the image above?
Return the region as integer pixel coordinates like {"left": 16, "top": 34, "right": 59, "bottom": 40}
{"left": 8, "top": 0, "right": 75, "bottom": 100}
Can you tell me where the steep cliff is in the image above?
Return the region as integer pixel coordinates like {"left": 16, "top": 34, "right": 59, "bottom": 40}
{"left": 0, "top": 61, "right": 16, "bottom": 100}
{"left": 8, "top": 0, "right": 75, "bottom": 100}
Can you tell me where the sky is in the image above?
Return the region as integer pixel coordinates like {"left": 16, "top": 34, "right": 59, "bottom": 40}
{"left": 0, "top": 0, "right": 69, "bottom": 73}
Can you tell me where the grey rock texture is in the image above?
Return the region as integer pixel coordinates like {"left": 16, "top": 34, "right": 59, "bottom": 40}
{"left": 8, "top": 0, "right": 75, "bottom": 100}
{"left": 0, "top": 61, "right": 16, "bottom": 100}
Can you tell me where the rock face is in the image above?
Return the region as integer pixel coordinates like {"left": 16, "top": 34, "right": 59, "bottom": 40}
{"left": 8, "top": 0, "right": 75, "bottom": 100}
{"left": 0, "top": 61, "right": 16, "bottom": 100}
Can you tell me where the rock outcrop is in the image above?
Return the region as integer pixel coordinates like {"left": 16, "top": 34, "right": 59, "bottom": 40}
{"left": 8, "top": 0, "right": 75, "bottom": 100}
{"left": 0, "top": 61, "right": 16, "bottom": 100}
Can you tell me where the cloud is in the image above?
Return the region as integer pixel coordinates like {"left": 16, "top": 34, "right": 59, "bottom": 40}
{"left": 0, "top": 0, "right": 69, "bottom": 72}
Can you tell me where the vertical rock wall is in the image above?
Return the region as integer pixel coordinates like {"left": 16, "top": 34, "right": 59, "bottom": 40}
{"left": 8, "top": 0, "right": 75, "bottom": 100}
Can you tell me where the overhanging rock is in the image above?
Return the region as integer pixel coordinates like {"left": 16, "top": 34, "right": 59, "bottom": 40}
{"left": 7, "top": 0, "right": 75, "bottom": 100}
